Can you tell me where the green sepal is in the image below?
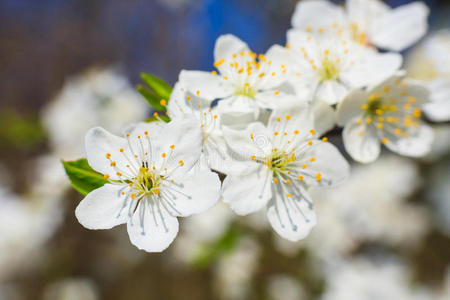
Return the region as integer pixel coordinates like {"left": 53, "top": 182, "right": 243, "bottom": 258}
{"left": 62, "top": 158, "right": 108, "bottom": 196}
{"left": 145, "top": 114, "right": 170, "bottom": 123}
{"left": 137, "top": 84, "right": 167, "bottom": 112}
{"left": 140, "top": 72, "right": 172, "bottom": 100}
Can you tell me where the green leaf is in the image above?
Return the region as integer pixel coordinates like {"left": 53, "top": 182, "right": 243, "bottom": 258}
{"left": 140, "top": 73, "right": 172, "bottom": 100}
{"left": 145, "top": 114, "right": 170, "bottom": 123}
{"left": 62, "top": 158, "right": 108, "bottom": 196}
{"left": 137, "top": 84, "right": 167, "bottom": 112}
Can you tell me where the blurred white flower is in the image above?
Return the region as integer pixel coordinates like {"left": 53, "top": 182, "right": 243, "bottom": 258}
{"left": 42, "top": 67, "right": 149, "bottom": 160}
{"left": 267, "top": 274, "right": 306, "bottom": 300}
{"left": 427, "top": 160, "right": 450, "bottom": 236}
{"left": 308, "top": 155, "right": 430, "bottom": 258}
{"left": 0, "top": 182, "right": 60, "bottom": 281}
{"left": 321, "top": 258, "right": 428, "bottom": 300}
{"left": 43, "top": 278, "right": 98, "bottom": 300}
{"left": 222, "top": 106, "right": 349, "bottom": 241}
{"left": 75, "top": 118, "right": 221, "bottom": 252}
{"left": 406, "top": 30, "right": 450, "bottom": 122}
{"left": 167, "top": 82, "right": 233, "bottom": 174}
{"left": 336, "top": 74, "right": 434, "bottom": 163}
{"left": 292, "top": 0, "right": 429, "bottom": 51}
{"left": 214, "top": 236, "right": 260, "bottom": 300}
{"left": 179, "top": 34, "right": 297, "bottom": 125}
{"left": 286, "top": 28, "right": 401, "bottom": 105}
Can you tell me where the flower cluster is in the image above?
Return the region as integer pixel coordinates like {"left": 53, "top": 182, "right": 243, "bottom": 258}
{"left": 74, "top": 0, "right": 442, "bottom": 252}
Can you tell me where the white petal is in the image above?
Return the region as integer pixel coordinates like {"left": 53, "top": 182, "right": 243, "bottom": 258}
{"left": 335, "top": 89, "right": 367, "bottom": 126}
{"left": 216, "top": 96, "right": 259, "bottom": 126}
{"left": 222, "top": 166, "right": 272, "bottom": 215}
{"left": 204, "top": 133, "right": 236, "bottom": 175}
{"left": 256, "top": 45, "right": 291, "bottom": 90}
{"left": 153, "top": 117, "right": 203, "bottom": 173}
{"left": 371, "top": 2, "right": 429, "bottom": 51}
{"left": 297, "top": 141, "right": 350, "bottom": 187}
{"left": 343, "top": 119, "right": 381, "bottom": 163}
{"left": 340, "top": 52, "right": 402, "bottom": 88}
{"left": 178, "top": 70, "right": 232, "bottom": 100}
{"left": 127, "top": 199, "right": 179, "bottom": 252}
{"left": 291, "top": 0, "right": 345, "bottom": 30}
{"left": 347, "top": 0, "right": 389, "bottom": 25}
{"left": 162, "top": 170, "right": 221, "bottom": 217}
{"left": 315, "top": 80, "right": 348, "bottom": 105}
{"left": 75, "top": 184, "right": 129, "bottom": 230}
{"left": 222, "top": 122, "right": 270, "bottom": 159}
{"left": 385, "top": 125, "right": 434, "bottom": 157}
{"left": 85, "top": 127, "right": 130, "bottom": 180}
{"left": 214, "top": 34, "right": 251, "bottom": 76}
{"left": 312, "top": 100, "right": 335, "bottom": 135}
{"left": 423, "top": 79, "right": 450, "bottom": 122}
{"left": 267, "top": 184, "right": 316, "bottom": 241}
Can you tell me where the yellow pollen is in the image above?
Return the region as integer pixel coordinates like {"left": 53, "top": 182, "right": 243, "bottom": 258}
{"left": 106, "top": 153, "right": 111, "bottom": 159}
{"left": 285, "top": 179, "right": 291, "bottom": 185}
{"left": 116, "top": 172, "right": 122, "bottom": 176}
{"left": 110, "top": 161, "right": 116, "bottom": 167}
{"left": 298, "top": 175, "right": 304, "bottom": 181}
{"left": 153, "top": 112, "right": 159, "bottom": 117}
{"left": 162, "top": 153, "right": 166, "bottom": 158}
{"left": 381, "top": 138, "right": 389, "bottom": 145}
{"left": 274, "top": 90, "right": 280, "bottom": 95}
{"left": 211, "top": 70, "right": 217, "bottom": 75}
{"left": 285, "top": 115, "right": 291, "bottom": 120}
{"left": 356, "top": 119, "right": 362, "bottom": 125}
{"left": 316, "top": 173, "right": 322, "bottom": 181}
{"left": 273, "top": 178, "right": 278, "bottom": 183}
{"left": 309, "top": 129, "right": 315, "bottom": 135}
{"left": 322, "top": 137, "right": 328, "bottom": 142}
{"left": 126, "top": 133, "right": 130, "bottom": 137}
{"left": 294, "top": 130, "right": 299, "bottom": 135}
{"left": 286, "top": 193, "right": 293, "bottom": 198}
{"left": 186, "top": 96, "right": 191, "bottom": 101}
{"left": 274, "top": 132, "right": 279, "bottom": 136}
{"left": 104, "top": 174, "right": 110, "bottom": 180}
{"left": 214, "top": 115, "right": 218, "bottom": 119}
{"left": 119, "top": 148, "right": 124, "bottom": 152}
{"left": 144, "top": 131, "right": 148, "bottom": 135}
{"left": 160, "top": 99, "right": 167, "bottom": 106}
{"left": 308, "top": 141, "right": 313, "bottom": 146}
{"left": 310, "top": 157, "right": 316, "bottom": 162}
{"left": 130, "top": 193, "right": 135, "bottom": 199}
{"left": 154, "top": 189, "right": 160, "bottom": 195}
{"left": 196, "top": 90, "right": 200, "bottom": 95}
{"left": 170, "top": 144, "right": 175, "bottom": 149}
{"left": 213, "top": 58, "right": 225, "bottom": 67}
{"left": 306, "top": 26, "right": 312, "bottom": 32}
{"left": 302, "top": 164, "right": 307, "bottom": 169}
{"left": 408, "top": 97, "right": 417, "bottom": 103}
{"left": 251, "top": 155, "right": 256, "bottom": 161}
{"left": 179, "top": 160, "right": 184, "bottom": 166}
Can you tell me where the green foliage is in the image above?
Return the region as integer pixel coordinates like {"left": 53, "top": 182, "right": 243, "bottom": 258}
{"left": 138, "top": 72, "right": 172, "bottom": 112}
{"left": 193, "top": 224, "right": 241, "bottom": 268}
{"left": 0, "top": 110, "right": 45, "bottom": 149}
{"left": 145, "top": 114, "right": 170, "bottom": 123}
{"left": 62, "top": 158, "right": 108, "bottom": 196}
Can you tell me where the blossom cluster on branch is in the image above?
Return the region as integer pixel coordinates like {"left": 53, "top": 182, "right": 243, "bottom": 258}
{"left": 69, "top": 0, "right": 448, "bottom": 252}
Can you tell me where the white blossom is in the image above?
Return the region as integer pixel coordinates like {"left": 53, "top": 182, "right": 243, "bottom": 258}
{"left": 75, "top": 118, "right": 221, "bottom": 252}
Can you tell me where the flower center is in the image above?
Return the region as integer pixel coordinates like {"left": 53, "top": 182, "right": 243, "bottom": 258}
{"left": 350, "top": 23, "right": 367, "bottom": 46}
{"left": 234, "top": 84, "right": 257, "bottom": 98}
{"left": 132, "top": 167, "right": 161, "bottom": 196}
{"left": 265, "top": 150, "right": 296, "bottom": 177}
{"left": 319, "top": 57, "right": 339, "bottom": 81}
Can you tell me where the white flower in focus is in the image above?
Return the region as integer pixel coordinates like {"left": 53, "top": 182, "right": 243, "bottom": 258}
{"left": 222, "top": 106, "right": 350, "bottom": 241}
{"left": 42, "top": 67, "right": 149, "bottom": 160}
{"left": 167, "top": 82, "right": 233, "bottom": 174}
{"left": 336, "top": 74, "right": 434, "bottom": 163}
{"left": 406, "top": 30, "right": 450, "bottom": 122}
{"left": 286, "top": 29, "right": 402, "bottom": 105}
{"left": 292, "top": 0, "right": 429, "bottom": 51}
{"left": 180, "top": 34, "right": 296, "bottom": 124}
{"left": 75, "top": 118, "right": 221, "bottom": 252}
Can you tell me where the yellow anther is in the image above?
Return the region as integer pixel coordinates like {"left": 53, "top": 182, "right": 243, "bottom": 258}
{"left": 285, "top": 179, "right": 291, "bottom": 185}
{"left": 285, "top": 115, "right": 291, "bottom": 120}
{"left": 250, "top": 133, "right": 254, "bottom": 139}
{"left": 106, "top": 153, "right": 111, "bottom": 159}
{"left": 153, "top": 112, "right": 159, "bottom": 117}
{"left": 366, "top": 117, "right": 372, "bottom": 124}
{"left": 186, "top": 96, "right": 191, "bottom": 101}
{"left": 356, "top": 119, "right": 362, "bottom": 125}
{"left": 126, "top": 133, "right": 130, "bottom": 137}
{"left": 104, "top": 174, "right": 110, "bottom": 180}
{"left": 179, "top": 160, "right": 184, "bottom": 166}
{"left": 309, "top": 129, "right": 316, "bottom": 135}
{"left": 170, "top": 144, "right": 175, "bottom": 149}
{"left": 274, "top": 131, "right": 279, "bottom": 136}
{"left": 258, "top": 72, "right": 265, "bottom": 78}
{"left": 298, "top": 175, "right": 304, "bottom": 181}
{"left": 408, "top": 97, "right": 417, "bottom": 103}
{"left": 214, "top": 114, "right": 218, "bottom": 119}
{"left": 271, "top": 72, "right": 276, "bottom": 76}
{"left": 196, "top": 90, "right": 200, "bottom": 95}
{"left": 160, "top": 99, "right": 167, "bottom": 106}
{"left": 375, "top": 109, "right": 384, "bottom": 115}
{"left": 358, "top": 130, "right": 364, "bottom": 136}
{"left": 110, "top": 161, "right": 116, "bottom": 167}
{"left": 302, "top": 164, "right": 307, "bottom": 169}
{"left": 130, "top": 193, "right": 135, "bottom": 199}
{"left": 381, "top": 138, "right": 389, "bottom": 145}
{"left": 377, "top": 123, "right": 384, "bottom": 129}
{"left": 310, "top": 157, "right": 316, "bottom": 162}
{"left": 213, "top": 58, "right": 225, "bottom": 68}
{"left": 294, "top": 130, "right": 299, "bottom": 135}
{"left": 154, "top": 189, "right": 160, "bottom": 195}
{"left": 308, "top": 141, "right": 313, "bottom": 146}
{"left": 322, "top": 137, "right": 328, "bottom": 142}
{"left": 211, "top": 70, "right": 217, "bottom": 75}
{"left": 162, "top": 153, "right": 166, "bottom": 158}
{"left": 274, "top": 90, "right": 280, "bottom": 95}
{"left": 251, "top": 155, "right": 256, "bottom": 161}
{"left": 361, "top": 104, "right": 368, "bottom": 110}
{"left": 316, "top": 173, "right": 322, "bottom": 181}
{"left": 285, "top": 43, "right": 290, "bottom": 49}
{"left": 383, "top": 85, "right": 391, "bottom": 93}
{"left": 286, "top": 193, "right": 293, "bottom": 198}
{"left": 306, "top": 26, "right": 312, "bottom": 32}
{"left": 413, "top": 108, "right": 421, "bottom": 118}
{"left": 116, "top": 172, "right": 122, "bottom": 176}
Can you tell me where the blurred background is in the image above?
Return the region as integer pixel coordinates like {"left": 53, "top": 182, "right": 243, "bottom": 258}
{"left": 1, "top": 0, "right": 450, "bottom": 299}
